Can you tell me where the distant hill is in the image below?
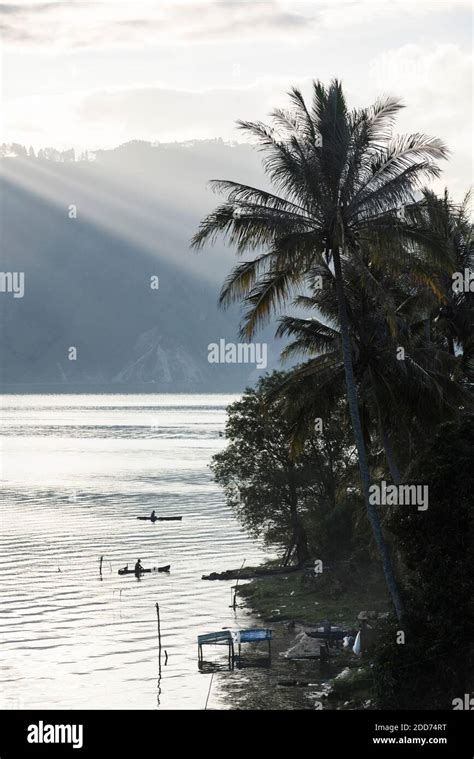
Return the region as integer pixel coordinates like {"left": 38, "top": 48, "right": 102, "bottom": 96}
{"left": 0, "top": 140, "right": 284, "bottom": 393}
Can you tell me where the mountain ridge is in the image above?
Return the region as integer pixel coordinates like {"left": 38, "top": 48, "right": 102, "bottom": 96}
{"left": 0, "top": 140, "right": 283, "bottom": 392}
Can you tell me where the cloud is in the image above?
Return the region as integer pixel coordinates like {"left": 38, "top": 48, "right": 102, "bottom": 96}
{"left": 77, "top": 83, "right": 287, "bottom": 141}
{"left": 362, "top": 43, "right": 473, "bottom": 198}
{"left": 0, "top": 1, "right": 318, "bottom": 49}
{"left": 1, "top": 3, "right": 471, "bottom": 200}
{"left": 0, "top": 78, "right": 293, "bottom": 150}
{"left": 1, "top": 0, "right": 468, "bottom": 50}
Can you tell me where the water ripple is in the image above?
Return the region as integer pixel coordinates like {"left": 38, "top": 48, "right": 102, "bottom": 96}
{"left": 0, "top": 394, "right": 267, "bottom": 709}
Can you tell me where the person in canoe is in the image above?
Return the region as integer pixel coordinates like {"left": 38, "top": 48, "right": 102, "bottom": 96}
{"left": 134, "top": 558, "right": 143, "bottom": 576}
{"left": 150, "top": 510, "right": 156, "bottom": 521}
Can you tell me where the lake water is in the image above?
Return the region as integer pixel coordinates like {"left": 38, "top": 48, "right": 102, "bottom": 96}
{"left": 0, "top": 394, "right": 266, "bottom": 710}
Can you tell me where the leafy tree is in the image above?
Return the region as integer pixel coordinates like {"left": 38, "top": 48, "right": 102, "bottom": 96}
{"left": 60, "top": 148, "right": 76, "bottom": 162}
{"left": 210, "top": 372, "right": 356, "bottom": 565}
{"left": 43, "top": 147, "right": 61, "bottom": 161}
{"left": 11, "top": 143, "right": 27, "bottom": 158}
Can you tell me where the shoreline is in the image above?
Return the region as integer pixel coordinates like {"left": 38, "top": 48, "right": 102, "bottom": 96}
{"left": 214, "top": 561, "right": 390, "bottom": 710}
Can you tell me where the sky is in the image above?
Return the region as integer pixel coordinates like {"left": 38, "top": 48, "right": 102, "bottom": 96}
{"left": 0, "top": 0, "right": 472, "bottom": 197}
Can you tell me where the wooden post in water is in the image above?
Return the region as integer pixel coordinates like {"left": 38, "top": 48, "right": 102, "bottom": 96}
{"left": 156, "top": 602, "right": 162, "bottom": 673}
{"left": 99, "top": 555, "right": 103, "bottom": 579}
{"left": 232, "top": 558, "right": 246, "bottom": 609}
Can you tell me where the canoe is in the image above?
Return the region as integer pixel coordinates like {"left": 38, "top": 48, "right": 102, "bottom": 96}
{"left": 118, "top": 564, "right": 171, "bottom": 575}
{"left": 136, "top": 516, "right": 182, "bottom": 522}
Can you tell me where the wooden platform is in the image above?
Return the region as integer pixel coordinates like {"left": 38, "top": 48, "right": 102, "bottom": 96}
{"left": 198, "top": 630, "right": 235, "bottom": 669}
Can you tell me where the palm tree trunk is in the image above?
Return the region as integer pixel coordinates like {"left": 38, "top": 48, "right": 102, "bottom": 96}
{"left": 370, "top": 372, "right": 402, "bottom": 485}
{"left": 381, "top": 427, "right": 401, "bottom": 485}
{"left": 288, "top": 465, "right": 309, "bottom": 566}
{"left": 332, "top": 245, "right": 404, "bottom": 621}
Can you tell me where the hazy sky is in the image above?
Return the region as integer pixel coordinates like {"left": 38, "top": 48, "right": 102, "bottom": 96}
{"left": 1, "top": 0, "right": 472, "bottom": 196}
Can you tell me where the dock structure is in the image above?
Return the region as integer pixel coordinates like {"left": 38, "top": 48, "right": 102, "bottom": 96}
{"left": 197, "top": 630, "right": 235, "bottom": 670}
{"left": 197, "top": 628, "right": 272, "bottom": 670}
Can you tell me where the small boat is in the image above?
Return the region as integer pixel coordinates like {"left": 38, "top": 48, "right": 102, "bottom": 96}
{"left": 136, "top": 516, "right": 182, "bottom": 522}
{"left": 118, "top": 564, "right": 171, "bottom": 575}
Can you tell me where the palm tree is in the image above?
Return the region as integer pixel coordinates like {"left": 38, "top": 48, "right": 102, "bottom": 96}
{"left": 192, "top": 80, "right": 448, "bottom": 620}
{"left": 274, "top": 285, "right": 468, "bottom": 484}
{"left": 413, "top": 189, "right": 473, "bottom": 373}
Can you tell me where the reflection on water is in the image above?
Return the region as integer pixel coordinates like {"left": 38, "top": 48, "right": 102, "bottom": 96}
{"left": 0, "top": 394, "right": 266, "bottom": 709}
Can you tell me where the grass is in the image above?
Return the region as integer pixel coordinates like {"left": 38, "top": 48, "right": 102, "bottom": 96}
{"left": 237, "top": 560, "right": 391, "bottom": 628}
{"left": 220, "top": 560, "right": 392, "bottom": 709}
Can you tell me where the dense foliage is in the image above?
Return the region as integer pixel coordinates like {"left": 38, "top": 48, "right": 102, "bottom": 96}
{"left": 372, "top": 417, "right": 474, "bottom": 708}
{"left": 211, "top": 372, "right": 363, "bottom": 564}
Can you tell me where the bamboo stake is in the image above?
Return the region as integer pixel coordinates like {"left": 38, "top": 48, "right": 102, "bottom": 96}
{"left": 156, "top": 602, "right": 162, "bottom": 674}
{"left": 232, "top": 558, "right": 246, "bottom": 609}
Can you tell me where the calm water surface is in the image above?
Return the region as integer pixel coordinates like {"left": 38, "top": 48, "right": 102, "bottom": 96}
{"left": 0, "top": 394, "right": 266, "bottom": 709}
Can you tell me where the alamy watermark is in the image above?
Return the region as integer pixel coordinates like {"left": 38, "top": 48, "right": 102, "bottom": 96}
{"left": 369, "top": 480, "right": 429, "bottom": 511}
{"left": 452, "top": 269, "right": 473, "bottom": 293}
{"left": 368, "top": 51, "right": 431, "bottom": 90}
{"left": 452, "top": 694, "right": 473, "bottom": 710}
{"left": 208, "top": 339, "right": 267, "bottom": 369}
{"left": 27, "top": 721, "right": 83, "bottom": 749}
{"left": 0, "top": 271, "right": 24, "bottom": 298}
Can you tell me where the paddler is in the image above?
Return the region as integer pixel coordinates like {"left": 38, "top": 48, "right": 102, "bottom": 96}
{"left": 134, "top": 558, "right": 143, "bottom": 576}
